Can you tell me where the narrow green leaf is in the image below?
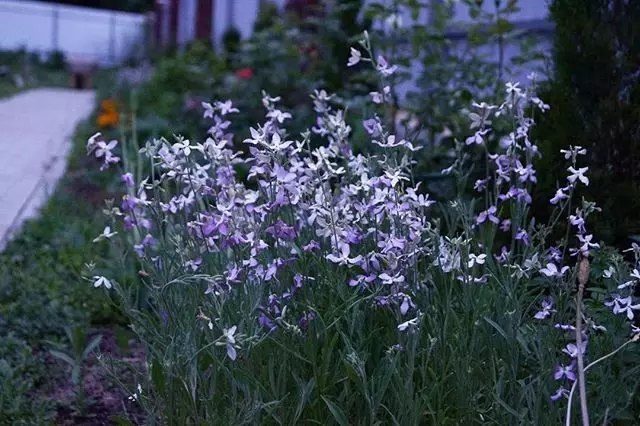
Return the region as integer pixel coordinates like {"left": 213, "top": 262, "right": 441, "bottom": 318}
{"left": 49, "top": 349, "right": 75, "bottom": 366}
{"left": 321, "top": 396, "right": 349, "bottom": 426}
{"left": 151, "top": 360, "right": 165, "bottom": 394}
{"left": 483, "top": 316, "right": 508, "bottom": 340}
{"left": 82, "top": 335, "right": 102, "bottom": 359}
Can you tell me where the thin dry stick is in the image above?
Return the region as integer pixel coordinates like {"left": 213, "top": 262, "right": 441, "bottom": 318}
{"left": 566, "top": 336, "right": 639, "bottom": 426}
{"left": 575, "top": 253, "right": 591, "bottom": 426}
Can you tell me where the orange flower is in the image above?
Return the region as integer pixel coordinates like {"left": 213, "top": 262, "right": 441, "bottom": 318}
{"left": 97, "top": 99, "right": 119, "bottom": 128}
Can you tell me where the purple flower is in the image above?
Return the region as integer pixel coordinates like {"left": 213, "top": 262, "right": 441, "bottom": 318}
{"left": 302, "top": 240, "right": 320, "bottom": 252}
{"left": 376, "top": 56, "right": 398, "bottom": 76}
{"left": 551, "top": 387, "right": 569, "bottom": 401}
{"left": 534, "top": 299, "right": 555, "bottom": 319}
{"left": 500, "top": 219, "right": 511, "bottom": 232}
{"left": 495, "top": 246, "right": 510, "bottom": 264}
{"left": 474, "top": 178, "right": 489, "bottom": 192}
{"left": 298, "top": 312, "right": 316, "bottom": 329}
{"left": 562, "top": 341, "right": 587, "bottom": 358}
{"left": 548, "top": 247, "right": 562, "bottom": 262}
{"left": 266, "top": 220, "right": 297, "bottom": 241}
{"left": 121, "top": 172, "right": 135, "bottom": 188}
{"left": 515, "top": 229, "right": 529, "bottom": 246}
{"left": 363, "top": 118, "right": 382, "bottom": 137}
{"left": 476, "top": 206, "right": 499, "bottom": 225}
{"left": 554, "top": 361, "right": 576, "bottom": 381}
{"left": 550, "top": 187, "right": 568, "bottom": 205}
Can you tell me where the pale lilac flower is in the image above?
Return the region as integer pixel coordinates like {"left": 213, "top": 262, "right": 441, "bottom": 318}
{"left": 467, "top": 253, "right": 487, "bottom": 268}
{"left": 474, "top": 178, "right": 489, "bottom": 192}
{"left": 121, "top": 172, "right": 135, "bottom": 187}
{"left": 548, "top": 247, "right": 562, "bottom": 262}
{"left": 500, "top": 219, "right": 511, "bottom": 232}
{"left": 603, "top": 265, "right": 616, "bottom": 278}
{"left": 363, "top": 118, "right": 382, "bottom": 136}
{"left": 222, "top": 326, "right": 238, "bottom": 361}
{"left": 562, "top": 341, "right": 587, "bottom": 358}
{"left": 534, "top": 299, "right": 555, "bottom": 319}
{"left": 577, "top": 234, "right": 600, "bottom": 253}
{"left": 515, "top": 229, "right": 529, "bottom": 246}
{"left": 540, "top": 263, "right": 569, "bottom": 278}
{"left": 569, "top": 214, "right": 586, "bottom": 233}
{"left": 560, "top": 146, "right": 587, "bottom": 160}
{"left": 92, "top": 276, "right": 112, "bottom": 289}
{"left": 551, "top": 387, "right": 569, "bottom": 401}
{"left": 465, "top": 128, "right": 490, "bottom": 145}
{"left": 326, "top": 243, "right": 363, "bottom": 266}
{"left": 554, "top": 362, "right": 576, "bottom": 381}
{"left": 216, "top": 100, "right": 239, "bottom": 115}
{"left": 496, "top": 246, "right": 510, "bottom": 264}
{"left": 266, "top": 109, "right": 292, "bottom": 123}
{"left": 201, "top": 101, "right": 215, "bottom": 118}
{"left": 369, "top": 86, "right": 390, "bottom": 104}
{"left": 347, "top": 47, "right": 361, "bottom": 67}
{"left": 515, "top": 162, "right": 537, "bottom": 183}
{"left": 606, "top": 295, "right": 640, "bottom": 320}
{"left": 555, "top": 323, "right": 576, "bottom": 332}
{"left": 476, "top": 206, "right": 499, "bottom": 225}
{"left": 376, "top": 56, "right": 398, "bottom": 76}
{"left": 567, "top": 166, "right": 589, "bottom": 186}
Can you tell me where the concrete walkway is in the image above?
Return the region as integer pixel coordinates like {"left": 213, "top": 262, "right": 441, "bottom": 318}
{"left": 0, "top": 88, "right": 95, "bottom": 249}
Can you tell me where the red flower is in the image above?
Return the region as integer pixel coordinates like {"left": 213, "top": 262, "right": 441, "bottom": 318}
{"left": 235, "top": 68, "right": 253, "bottom": 80}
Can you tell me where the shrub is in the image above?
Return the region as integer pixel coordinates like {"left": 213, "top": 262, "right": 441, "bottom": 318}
{"left": 86, "top": 35, "right": 640, "bottom": 424}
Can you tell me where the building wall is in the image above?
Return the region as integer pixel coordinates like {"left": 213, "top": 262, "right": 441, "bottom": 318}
{"left": 0, "top": 0, "right": 148, "bottom": 65}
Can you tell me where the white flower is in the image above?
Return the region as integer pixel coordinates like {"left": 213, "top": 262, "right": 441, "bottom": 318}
{"left": 128, "top": 383, "right": 142, "bottom": 402}
{"left": 92, "top": 276, "right": 112, "bottom": 289}
{"left": 540, "top": 263, "right": 569, "bottom": 278}
{"left": 567, "top": 166, "right": 589, "bottom": 186}
{"left": 93, "top": 226, "right": 117, "bottom": 243}
{"left": 467, "top": 253, "right": 487, "bottom": 268}
{"left": 603, "top": 265, "right": 616, "bottom": 278}
{"left": 397, "top": 317, "right": 419, "bottom": 332}
{"left": 347, "top": 47, "right": 361, "bottom": 67}
{"left": 223, "top": 326, "right": 238, "bottom": 360}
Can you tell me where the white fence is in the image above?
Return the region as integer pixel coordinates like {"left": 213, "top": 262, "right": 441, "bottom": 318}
{"left": 0, "top": 0, "right": 149, "bottom": 66}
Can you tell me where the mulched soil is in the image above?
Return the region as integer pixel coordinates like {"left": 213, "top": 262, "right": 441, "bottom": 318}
{"left": 47, "top": 328, "right": 147, "bottom": 426}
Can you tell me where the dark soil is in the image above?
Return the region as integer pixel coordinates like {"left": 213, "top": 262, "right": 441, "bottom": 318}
{"left": 48, "top": 328, "right": 147, "bottom": 426}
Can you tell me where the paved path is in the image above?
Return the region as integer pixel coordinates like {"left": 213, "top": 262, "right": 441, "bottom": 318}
{"left": 0, "top": 88, "right": 95, "bottom": 249}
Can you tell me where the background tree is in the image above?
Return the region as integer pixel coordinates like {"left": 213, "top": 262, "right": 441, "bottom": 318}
{"left": 533, "top": 0, "right": 640, "bottom": 247}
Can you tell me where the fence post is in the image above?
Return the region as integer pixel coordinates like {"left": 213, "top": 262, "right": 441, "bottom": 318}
{"left": 52, "top": 5, "right": 59, "bottom": 54}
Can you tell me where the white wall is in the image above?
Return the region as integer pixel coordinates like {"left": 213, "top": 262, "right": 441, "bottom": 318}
{"left": 213, "top": 0, "right": 287, "bottom": 48}
{"left": 0, "top": 0, "right": 148, "bottom": 65}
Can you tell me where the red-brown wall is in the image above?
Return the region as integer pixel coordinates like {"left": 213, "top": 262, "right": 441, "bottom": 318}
{"left": 195, "top": 0, "right": 213, "bottom": 42}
